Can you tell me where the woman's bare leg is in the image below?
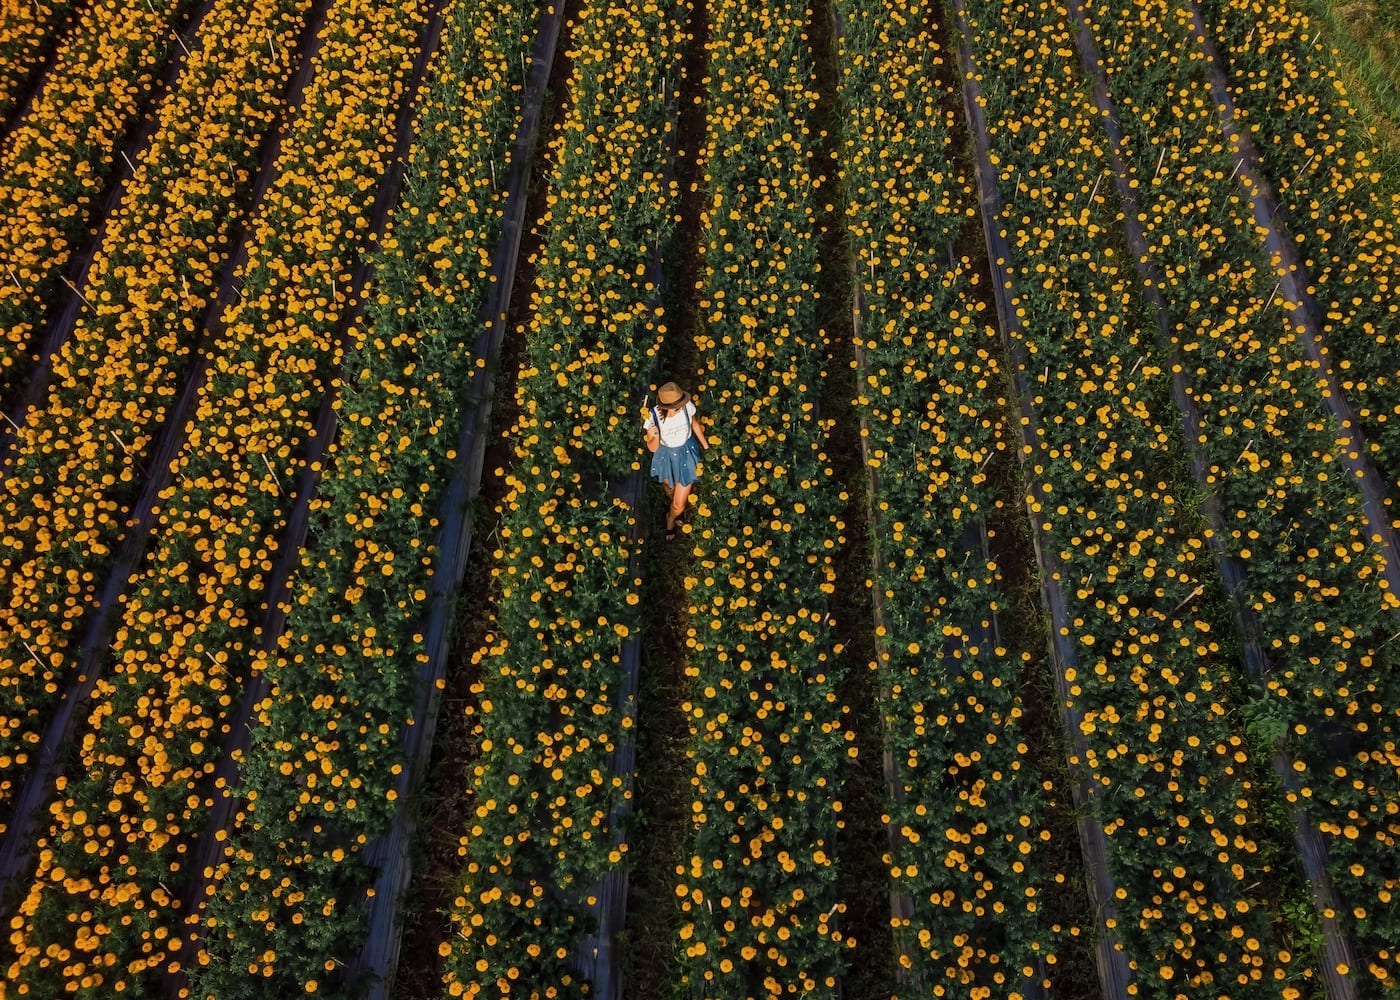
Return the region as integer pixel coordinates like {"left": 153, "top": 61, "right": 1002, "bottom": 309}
{"left": 667, "top": 483, "right": 692, "bottom": 530}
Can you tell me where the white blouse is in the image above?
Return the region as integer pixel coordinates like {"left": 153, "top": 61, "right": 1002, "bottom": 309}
{"left": 644, "top": 401, "right": 696, "bottom": 448}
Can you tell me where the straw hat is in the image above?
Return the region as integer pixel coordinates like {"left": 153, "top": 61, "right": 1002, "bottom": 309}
{"left": 657, "top": 381, "right": 690, "bottom": 407}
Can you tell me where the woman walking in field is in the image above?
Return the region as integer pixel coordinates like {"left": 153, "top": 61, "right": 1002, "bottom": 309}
{"left": 643, "top": 381, "right": 709, "bottom": 540}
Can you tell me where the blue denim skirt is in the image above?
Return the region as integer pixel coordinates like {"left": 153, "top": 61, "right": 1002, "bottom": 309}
{"left": 650, "top": 435, "right": 700, "bottom": 487}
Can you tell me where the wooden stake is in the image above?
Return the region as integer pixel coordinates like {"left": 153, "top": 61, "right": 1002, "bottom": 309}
{"left": 21, "top": 641, "right": 51, "bottom": 674}
{"left": 1087, "top": 169, "right": 1105, "bottom": 207}
{"left": 1170, "top": 583, "right": 1205, "bottom": 616}
{"left": 60, "top": 275, "right": 93, "bottom": 310}
{"left": 260, "top": 453, "right": 283, "bottom": 496}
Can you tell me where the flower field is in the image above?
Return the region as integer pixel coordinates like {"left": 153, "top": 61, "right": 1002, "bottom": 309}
{"left": 0, "top": 0, "right": 1397, "bottom": 995}
{"left": 675, "top": 0, "right": 856, "bottom": 993}
{"left": 1078, "top": 0, "right": 1400, "bottom": 983}
{"left": 1200, "top": 0, "right": 1400, "bottom": 498}
{"left": 955, "top": 0, "right": 1308, "bottom": 990}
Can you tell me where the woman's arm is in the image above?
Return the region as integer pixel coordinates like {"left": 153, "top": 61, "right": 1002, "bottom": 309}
{"left": 690, "top": 416, "right": 709, "bottom": 450}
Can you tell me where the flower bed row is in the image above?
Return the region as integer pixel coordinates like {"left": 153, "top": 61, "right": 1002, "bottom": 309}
{"left": 960, "top": 0, "right": 1297, "bottom": 992}
{"left": 1198, "top": 0, "right": 1400, "bottom": 499}
{"left": 0, "top": 0, "right": 316, "bottom": 835}
{"left": 1060, "top": 0, "right": 1362, "bottom": 990}
{"left": 676, "top": 1, "right": 855, "bottom": 995}
{"left": 438, "top": 0, "right": 688, "bottom": 994}
{"left": 1084, "top": 0, "right": 1400, "bottom": 983}
{"left": 0, "top": 0, "right": 201, "bottom": 390}
{"left": 835, "top": 0, "right": 1067, "bottom": 992}
{"left": 0, "top": 0, "right": 82, "bottom": 121}
{"left": 185, "top": 0, "right": 546, "bottom": 993}
{"left": 0, "top": 1, "right": 426, "bottom": 993}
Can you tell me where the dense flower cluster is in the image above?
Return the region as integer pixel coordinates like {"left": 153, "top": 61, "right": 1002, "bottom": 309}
{"left": 440, "top": 0, "right": 687, "bottom": 994}
{"left": 676, "top": 1, "right": 854, "bottom": 995}
{"left": 0, "top": 0, "right": 80, "bottom": 120}
{"left": 964, "top": 0, "right": 1295, "bottom": 991}
{"left": 837, "top": 0, "right": 1066, "bottom": 992}
{"left": 0, "top": 0, "right": 424, "bottom": 993}
{"left": 0, "top": 0, "right": 314, "bottom": 836}
{"left": 0, "top": 0, "right": 199, "bottom": 387}
{"left": 1085, "top": 0, "right": 1400, "bottom": 983}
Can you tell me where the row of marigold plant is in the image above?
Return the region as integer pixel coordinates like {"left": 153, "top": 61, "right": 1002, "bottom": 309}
{"left": 836, "top": 0, "right": 1072, "bottom": 993}
{"left": 0, "top": 0, "right": 201, "bottom": 389}
{"left": 0, "top": 0, "right": 316, "bottom": 837}
{"left": 185, "top": 0, "right": 547, "bottom": 994}
{"left": 1, "top": 0, "right": 426, "bottom": 994}
{"left": 439, "top": 0, "right": 688, "bottom": 994}
{"left": 960, "top": 0, "right": 1304, "bottom": 991}
{"left": 0, "top": 0, "right": 83, "bottom": 120}
{"left": 1199, "top": 0, "right": 1400, "bottom": 503}
{"left": 674, "top": 0, "right": 857, "bottom": 995}
{"left": 1084, "top": 0, "right": 1400, "bottom": 983}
